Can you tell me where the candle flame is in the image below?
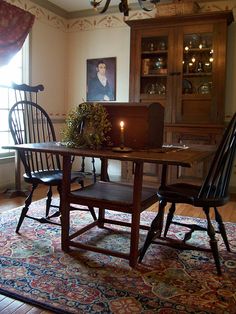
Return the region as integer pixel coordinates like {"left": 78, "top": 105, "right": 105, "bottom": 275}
{"left": 120, "top": 121, "right": 124, "bottom": 128}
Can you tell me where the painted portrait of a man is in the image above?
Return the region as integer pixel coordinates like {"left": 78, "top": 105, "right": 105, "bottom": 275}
{"left": 87, "top": 57, "right": 116, "bottom": 101}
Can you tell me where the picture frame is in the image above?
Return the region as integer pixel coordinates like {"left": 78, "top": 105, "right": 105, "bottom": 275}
{"left": 86, "top": 57, "right": 116, "bottom": 102}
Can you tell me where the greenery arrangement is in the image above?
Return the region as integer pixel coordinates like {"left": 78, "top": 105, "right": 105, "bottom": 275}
{"left": 62, "top": 102, "right": 111, "bottom": 149}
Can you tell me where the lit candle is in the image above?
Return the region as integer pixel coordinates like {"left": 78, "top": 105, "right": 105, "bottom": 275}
{"left": 120, "top": 121, "right": 125, "bottom": 148}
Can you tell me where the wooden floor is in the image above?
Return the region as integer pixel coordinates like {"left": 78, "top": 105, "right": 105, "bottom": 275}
{"left": 0, "top": 186, "right": 236, "bottom": 313}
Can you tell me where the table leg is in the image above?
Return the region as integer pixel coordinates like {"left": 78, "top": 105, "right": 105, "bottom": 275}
{"left": 61, "top": 155, "right": 72, "bottom": 252}
{"left": 129, "top": 161, "right": 143, "bottom": 267}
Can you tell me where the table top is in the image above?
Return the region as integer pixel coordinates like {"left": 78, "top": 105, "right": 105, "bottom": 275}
{"left": 3, "top": 142, "right": 213, "bottom": 168}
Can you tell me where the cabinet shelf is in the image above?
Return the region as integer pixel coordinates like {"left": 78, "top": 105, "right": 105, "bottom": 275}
{"left": 140, "top": 93, "right": 166, "bottom": 100}
{"left": 182, "top": 94, "right": 211, "bottom": 99}
{"left": 142, "top": 50, "right": 167, "bottom": 55}
{"left": 141, "top": 74, "right": 167, "bottom": 78}
{"left": 184, "top": 47, "right": 212, "bottom": 53}
{"left": 183, "top": 73, "right": 212, "bottom": 77}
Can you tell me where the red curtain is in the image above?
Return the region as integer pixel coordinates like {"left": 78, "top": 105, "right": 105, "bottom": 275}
{"left": 0, "top": 0, "right": 35, "bottom": 66}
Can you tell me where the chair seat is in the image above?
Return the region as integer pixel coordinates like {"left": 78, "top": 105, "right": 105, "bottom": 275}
{"left": 70, "top": 181, "right": 158, "bottom": 212}
{"left": 158, "top": 183, "right": 199, "bottom": 203}
{"left": 158, "top": 183, "right": 229, "bottom": 207}
{"left": 24, "top": 170, "right": 85, "bottom": 185}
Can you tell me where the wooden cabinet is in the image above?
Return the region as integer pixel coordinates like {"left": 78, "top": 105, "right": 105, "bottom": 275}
{"left": 126, "top": 11, "right": 233, "bottom": 184}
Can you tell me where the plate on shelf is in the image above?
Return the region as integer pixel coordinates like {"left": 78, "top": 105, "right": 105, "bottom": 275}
{"left": 182, "top": 79, "right": 193, "bottom": 94}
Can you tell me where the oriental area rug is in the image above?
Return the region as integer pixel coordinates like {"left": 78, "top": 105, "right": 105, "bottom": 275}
{"left": 0, "top": 199, "right": 236, "bottom": 313}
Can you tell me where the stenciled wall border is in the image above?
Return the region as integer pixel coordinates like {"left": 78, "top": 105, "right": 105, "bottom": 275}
{"left": 5, "top": 0, "right": 236, "bottom": 33}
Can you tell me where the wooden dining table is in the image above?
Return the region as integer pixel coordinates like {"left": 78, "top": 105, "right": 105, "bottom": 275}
{"left": 4, "top": 142, "right": 213, "bottom": 266}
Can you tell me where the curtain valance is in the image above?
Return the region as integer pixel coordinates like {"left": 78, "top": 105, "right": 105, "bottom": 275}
{"left": 0, "top": 0, "right": 35, "bottom": 66}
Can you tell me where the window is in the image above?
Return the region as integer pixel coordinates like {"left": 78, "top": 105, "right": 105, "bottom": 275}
{"left": 0, "top": 37, "right": 29, "bottom": 157}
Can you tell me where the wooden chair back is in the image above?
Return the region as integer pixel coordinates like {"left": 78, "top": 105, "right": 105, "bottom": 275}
{"left": 8, "top": 100, "right": 61, "bottom": 178}
{"left": 198, "top": 113, "right": 236, "bottom": 205}
{"left": 12, "top": 82, "right": 44, "bottom": 104}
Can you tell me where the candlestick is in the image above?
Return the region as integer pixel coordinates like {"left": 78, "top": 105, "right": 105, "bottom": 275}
{"left": 112, "top": 120, "right": 132, "bottom": 152}
{"left": 120, "top": 121, "right": 125, "bottom": 148}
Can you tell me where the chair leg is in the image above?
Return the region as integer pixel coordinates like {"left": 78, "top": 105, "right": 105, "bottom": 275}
{"left": 203, "top": 207, "right": 222, "bottom": 275}
{"left": 89, "top": 206, "right": 97, "bottom": 221}
{"left": 98, "top": 207, "right": 105, "bottom": 227}
{"left": 80, "top": 180, "right": 84, "bottom": 188}
{"left": 43, "top": 185, "right": 60, "bottom": 220}
{"left": 164, "top": 203, "right": 176, "bottom": 237}
{"left": 139, "top": 199, "right": 166, "bottom": 262}
{"left": 16, "top": 183, "right": 37, "bottom": 233}
{"left": 214, "top": 207, "right": 231, "bottom": 252}
{"left": 91, "top": 157, "right": 97, "bottom": 183}
{"left": 45, "top": 185, "right": 53, "bottom": 217}
{"left": 48, "top": 184, "right": 62, "bottom": 222}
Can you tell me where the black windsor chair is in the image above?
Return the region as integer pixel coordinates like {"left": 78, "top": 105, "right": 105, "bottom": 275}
{"left": 139, "top": 113, "right": 236, "bottom": 275}
{"left": 9, "top": 99, "right": 97, "bottom": 232}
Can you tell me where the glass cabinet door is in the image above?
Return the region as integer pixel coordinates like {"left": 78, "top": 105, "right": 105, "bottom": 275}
{"left": 177, "top": 25, "right": 216, "bottom": 123}
{"left": 140, "top": 35, "right": 168, "bottom": 98}
{"left": 139, "top": 31, "right": 173, "bottom": 122}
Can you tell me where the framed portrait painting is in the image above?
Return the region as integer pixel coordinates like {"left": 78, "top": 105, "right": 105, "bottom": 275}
{"left": 86, "top": 57, "right": 116, "bottom": 102}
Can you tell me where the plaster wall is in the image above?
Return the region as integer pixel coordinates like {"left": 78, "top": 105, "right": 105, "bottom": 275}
{"left": 30, "top": 19, "right": 68, "bottom": 116}
{"left": 67, "top": 27, "right": 130, "bottom": 110}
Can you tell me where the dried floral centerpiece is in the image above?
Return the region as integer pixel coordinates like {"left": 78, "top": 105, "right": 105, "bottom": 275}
{"left": 62, "top": 102, "right": 111, "bottom": 149}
